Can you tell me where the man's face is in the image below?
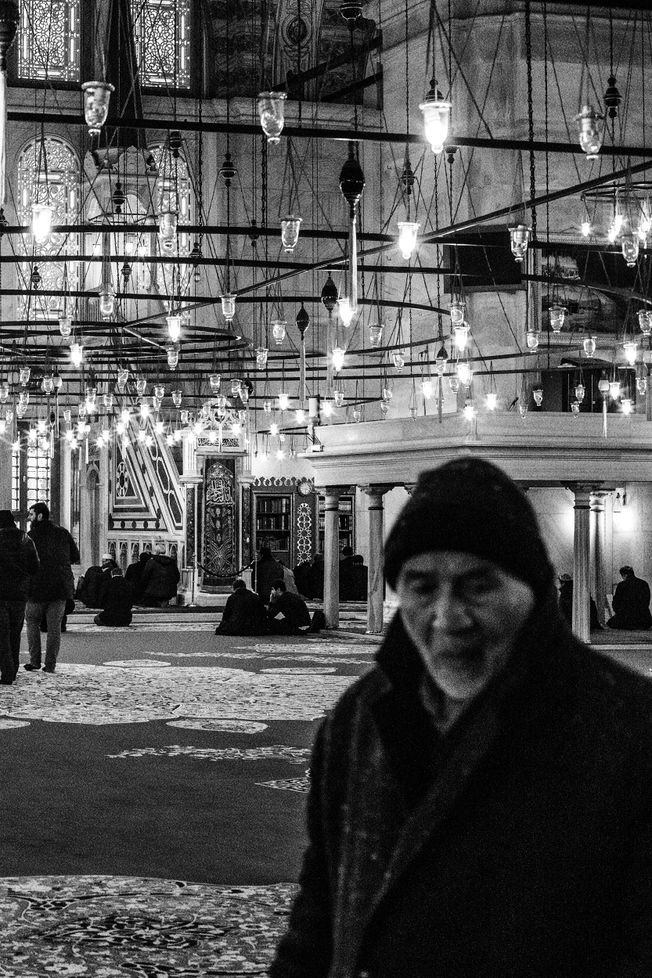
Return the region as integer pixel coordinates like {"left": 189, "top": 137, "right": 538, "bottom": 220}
{"left": 395, "top": 551, "right": 536, "bottom": 703}
{"left": 28, "top": 508, "right": 37, "bottom": 523}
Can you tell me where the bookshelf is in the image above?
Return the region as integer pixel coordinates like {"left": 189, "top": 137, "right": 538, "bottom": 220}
{"left": 318, "top": 493, "right": 355, "bottom": 553}
{"left": 254, "top": 493, "right": 292, "bottom": 563}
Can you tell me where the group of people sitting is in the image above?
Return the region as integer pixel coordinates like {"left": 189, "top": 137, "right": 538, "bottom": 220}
{"left": 215, "top": 577, "right": 320, "bottom": 636}
{"left": 293, "top": 546, "right": 368, "bottom": 601}
{"left": 76, "top": 545, "right": 180, "bottom": 626}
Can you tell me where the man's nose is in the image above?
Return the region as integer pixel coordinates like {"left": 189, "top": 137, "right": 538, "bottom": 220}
{"left": 430, "top": 588, "right": 472, "bottom": 630}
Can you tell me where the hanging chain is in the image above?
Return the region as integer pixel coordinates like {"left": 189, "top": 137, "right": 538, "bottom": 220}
{"left": 525, "top": 0, "right": 536, "bottom": 242}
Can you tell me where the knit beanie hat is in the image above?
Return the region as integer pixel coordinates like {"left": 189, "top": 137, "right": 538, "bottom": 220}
{"left": 384, "top": 457, "right": 553, "bottom": 597}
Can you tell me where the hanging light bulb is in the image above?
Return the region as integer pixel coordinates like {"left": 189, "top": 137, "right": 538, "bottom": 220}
{"left": 575, "top": 105, "right": 604, "bottom": 160}
{"left": 332, "top": 346, "right": 346, "bottom": 373}
{"left": 397, "top": 220, "right": 420, "bottom": 260}
{"left": 453, "top": 323, "right": 470, "bottom": 353}
{"left": 81, "top": 80, "right": 115, "bottom": 137}
{"left": 623, "top": 341, "right": 638, "bottom": 366}
{"left": 280, "top": 215, "right": 302, "bottom": 252}
{"left": 549, "top": 305, "right": 567, "bottom": 333}
{"left": 392, "top": 350, "right": 405, "bottom": 372}
{"left": 272, "top": 319, "right": 286, "bottom": 345}
{"left": 508, "top": 224, "right": 531, "bottom": 262}
{"left": 59, "top": 314, "right": 72, "bottom": 338}
{"left": 167, "top": 345, "right": 179, "bottom": 370}
{"left": 609, "top": 380, "right": 621, "bottom": 399}
{"left": 31, "top": 202, "right": 53, "bottom": 245}
{"left": 257, "top": 91, "right": 288, "bottom": 144}
{"left": 621, "top": 397, "right": 633, "bottom": 416}
{"left": 621, "top": 233, "right": 640, "bottom": 267}
{"left": 421, "top": 377, "right": 434, "bottom": 399}
{"left": 70, "top": 342, "right": 83, "bottom": 367}
{"left": 255, "top": 347, "right": 269, "bottom": 369}
{"left": 221, "top": 293, "right": 236, "bottom": 323}
{"left": 368, "top": 324, "right": 383, "bottom": 348}
{"left": 486, "top": 391, "right": 498, "bottom": 411}
{"left": 99, "top": 288, "right": 115, "bottom": 319}
{"left": 337, "top": 297, "right": 355, "bottom": 328}
{"left": 462, "top": 400, "right": 477, "bottom": 422}
{"left": 583, "top": 335, "right": 597, "bottom": 357}
{"left": 269, "top": 422, "right": 279, "bottom": 437}
{"left": 449, "top": 298, "right": 465, "bottom": 325}
{"left": 278, "top": 391, "right": 290, "bottom": 411}
{"left": 456, "top": 361, "right": 473, "bottom": 387}
{"left": 532, "top": 386, "right": 544, "bottom": 407}
{"left": 166, "top": 314, "right": 182, "bottom": 343}
{"left": 526, "top": 330, "right": 539, "bottom": 351}
{"left": 419, "top": 79, "right": 452, "bottom": 154}
{"left": 581, "top": 220, "right": 592, "bottom": 237}
{"left": 638, "top": 310, "right": 652, "bottom": 336}
{"left": 575, "top": 382, "right": 585, "bottom": 403}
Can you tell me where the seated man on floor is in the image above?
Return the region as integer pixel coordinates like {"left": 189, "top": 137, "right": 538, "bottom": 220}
{"left": 215, "top": 578, "right": 270, "bottom": 636}
{"left": 267, "top": 578, "right": 311, "bottom": 635}
{"left": 94, "top": 568, "right": 134, "bottom": 627}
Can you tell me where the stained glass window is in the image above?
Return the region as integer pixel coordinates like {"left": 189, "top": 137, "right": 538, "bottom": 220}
{"left": 17, "top": 137, "right": 80, "bottom": 321}
{"left": 130, "top": 0, "right": 191, "bottom": 89}
{"left": 17, "top": 0, "right": 80, "bottom": 82}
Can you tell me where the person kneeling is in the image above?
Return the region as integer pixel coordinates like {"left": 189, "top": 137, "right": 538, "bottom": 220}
{"left": 267, "top": 579, "right": 311, "bottom": 635}
{"left": 94, "top": 568, "right": 133, "bottom": 627}
{"left": 215, "top": 578, "right": 270, "bottom": 636}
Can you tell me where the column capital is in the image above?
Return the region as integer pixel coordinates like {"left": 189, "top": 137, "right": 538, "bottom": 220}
{"left": 566, "top": 483, "right": 599, "bottom": 508}
{"left": 362, "top": 484, "right": 393, "bottom": 499}
{"left": 321, "top": 485, "right": 347, "bottom": 499}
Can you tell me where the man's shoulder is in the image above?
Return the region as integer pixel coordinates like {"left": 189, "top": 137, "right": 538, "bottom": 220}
{"left": 569, "top": 640, "right": 652, "bottom": 728}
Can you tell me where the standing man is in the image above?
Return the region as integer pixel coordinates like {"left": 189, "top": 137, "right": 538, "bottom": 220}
{"left": 0, "top": 510, "right": 39, "bottom": 685}
{"left": 271, "top": 458, "right": 652, "bottom": 978}
{"left": 25, "top": 501, "right": 80, "bottom": 674}
{"left": 607, "top": 564, "right": 652, "bottom": 630}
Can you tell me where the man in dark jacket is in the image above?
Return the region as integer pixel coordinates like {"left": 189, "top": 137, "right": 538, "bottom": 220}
{"left": 215, "top": 578, "right": 269, "bottom": 636}
{"left": 138, "top": 544, "right": 180, "bottom": 607}
{"left": 267, "top": 579, "right": 311, "bottom": 634}
{"left": 271, "top": 458, "right": 652, "bottom": 978}
{"left": 77, "top": 553, "right": 116, "bottom": 608}
{"left": 124, "top": 551, "right": 152, "bottom": 601}
{"left": 0, "top": 510, "right": 39, "bottom": 684}
{"left": 607, "top": 564, "right": 652, "bottom": 629}
{"left": 254, "top": 546, "right": 283, "bottom": 603}
{"left": 94, "top": 568, "right": 134, "bottom": 627}
{"left": 24, "top": 501, "right": 80, "bottom": 674}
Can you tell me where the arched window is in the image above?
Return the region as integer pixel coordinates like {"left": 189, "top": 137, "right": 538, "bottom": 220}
{"left": 17, "top": 0, "right": 80, "bottom": 82}
{"left": 130, "top": 0, "right": 191, "bottom": 89}
{"left": 17, "top": 137, "right": 80, "bottom": 320}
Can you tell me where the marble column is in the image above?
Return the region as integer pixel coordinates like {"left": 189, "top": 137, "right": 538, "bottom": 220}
{"left": 572, "top": 486, "right": 593, "bottom": 642}
{"left": 0, "top": 434, "right": 11, "bottom": 509}
{"left": 322, "top": 487, "right": 342, "bottom": 629}
{"left": 59, "top": 438, "right": 72, "bottom": 531}
{"left": 590, "top": 491, "right": 609, "bottom": 627}
{"left": 364, "top": 485, "right": 391, "bottom": 635}
{"left": 180, "top": 431, "right": 202, "bottom": 603}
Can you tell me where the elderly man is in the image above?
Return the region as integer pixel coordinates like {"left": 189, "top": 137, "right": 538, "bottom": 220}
{"left": 270, "top": 458, "right": 652, "bottom": 978}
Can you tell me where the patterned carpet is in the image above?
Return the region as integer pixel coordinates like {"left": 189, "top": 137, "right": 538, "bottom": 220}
{"left": 0, "top": 629, "right": 378, "bottom": 976}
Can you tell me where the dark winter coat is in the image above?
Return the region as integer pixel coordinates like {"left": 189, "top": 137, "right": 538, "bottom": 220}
{"left": 254, "top": 554, "right": 284, "bottom": 602}
{"left": 27, "top": 521, "right": 80, "bottom": 601}
{"left": 610, "top": 574, "right": 652, "bottom": 629}
{"left": 268, "top": 590, "right": 311, "bottom": 631}
{"left": 215, "top": 587, "right": 270, "bottom": 636}
{"left": 0, "top": 526, "right": 40, "bottom": 600}
{"left": 271, "top": 595, "right": 652, "bottom": 978}
{"left": 139, "top": 553, "right": 180, "bottom": 602}
{"left": 99, "top": 576, "right": 134, "bottom": 626}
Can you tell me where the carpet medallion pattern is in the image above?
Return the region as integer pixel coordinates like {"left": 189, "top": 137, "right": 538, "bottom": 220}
{"left": 0, "top": 876, "right": 296, "bottom": 976}
{"left": 107, "top": 746, "right": 312, "bottom": 764}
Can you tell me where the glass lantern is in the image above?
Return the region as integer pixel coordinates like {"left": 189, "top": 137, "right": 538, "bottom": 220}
{"left": 256, "top": 347, "right": 269, "bottom": 369}
{"left": 453, "top": 323, "right": 470, "bottom": 353}
{"left": 81, "top": 80, "right": 115, "bottom": 137}
{"left": 575, "top": 382, "right": 585, "bottom": 403}
{"left": 135, "top": 378, "right": 147, "bottom": 396}
{"left": 167, "top": 346, "right": 179, "bottom": 370}
{"left": 154, "top": 384, "right": 165, "bottom": 400}
{"left": 583, "top": 335, "right": 597, "bottom": 356}
{"left": 332, "top": 347, "right": 346, "bottom": 373}
{"left": 221, "top": 293, "right": 236, "bottom": 323}
{"left": 42, "top": 375, "right": 55, "bottom": 395}
{"left": 570, "top": 400, "right": 581, "bottom": 415}
{"left": 449, "top": 299, "right": 465, "bottom": 326}
{"left": 31, "top": 203, "right": 53, "bottom": 245}
{"left": 637, "top": 374, "right": 648, "bottom": 395}
{"left": 272, "top": 319, "right": 286, "bottom": 345}
{"left": 486, "top": 391, "right": 498, "bottom": 411}
{"left": 100, "top": 288, "right": 115, "bottom": 319}
{"left": 277, "top": 392, "right": 290, "bottom": 412}
{"left": 280, "top": 215, "right": 302, "bottom": 253}
{"left": 166, "top": 314, "right": 182, "bottom": 343}
{"left": 337, "top": 297, "right": 355, "bottom": 328}
{"left": 419, "top": 90, "right": 452, "bottom": 154}
{"left": 0, "top": 382, "right": 8, "bottom": 402}
{"left": 623, "top": 341, "right": 638, "bottom": 366}
{"left": 621, "top": 233, "right": 640, "bottom": 267}
{"left": 397, "top": 221, "right": 419, "bottom": 260}
{"left": 508, "top": 224, "right": 531, "bottom": 262}
{"left": 70, "top": 342, "right": 83, "bottom": 367}
{"left": 532, "top": 386, "right": 544, "bottom": 407}
{"left": 103, "top": 392, "right": 114, "bottom": 410}
{"left": 421, "top": 378, "right": 434, "bottom": 399}
{"left": 392, "top": 350, "right": 405, "bottom": 372}
{"left": 368, "top": 324, "right": 383, "bottom": 348}
{"left": 59, "top": 315, "right": 72, "bottom": 339}
{"left": 333, "top": 389, "right": 345, "bottom": 408}
{"left": 549, "top": 305, "right": 567, "bottom": 333}
{"left": 435, "top": 344, "right": 449, "bottom": 376}
{"left": 158, "top": 210, "right": 178, "bottom": 250}
{"left": 209, "top": 374, "right": 221, "bottom": 393}
{"left": 19, "top": 366, "right": 31, "bottom": 385}
{"left": 526, "top": 330, "right": 539, "bottom": 350}
{"left": 171, "top": 389, "right": 183, "bottom": 408}
{"left": 575, "top": 104, "right": 603, "bottom": 160}
{"left": 456, "top": 361, "right": 473, "bottom": 387}
{"left": 257, "top": 91, "right": 288, "bottom": 144}
{"left": 117, "top": 368, "right": 129, "bottom": 387}
{"left": 609, "top": 380, "right": 621, "bottom": 399}
{"left": 638, "top": 310, "right": 652, "bottom": 336}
